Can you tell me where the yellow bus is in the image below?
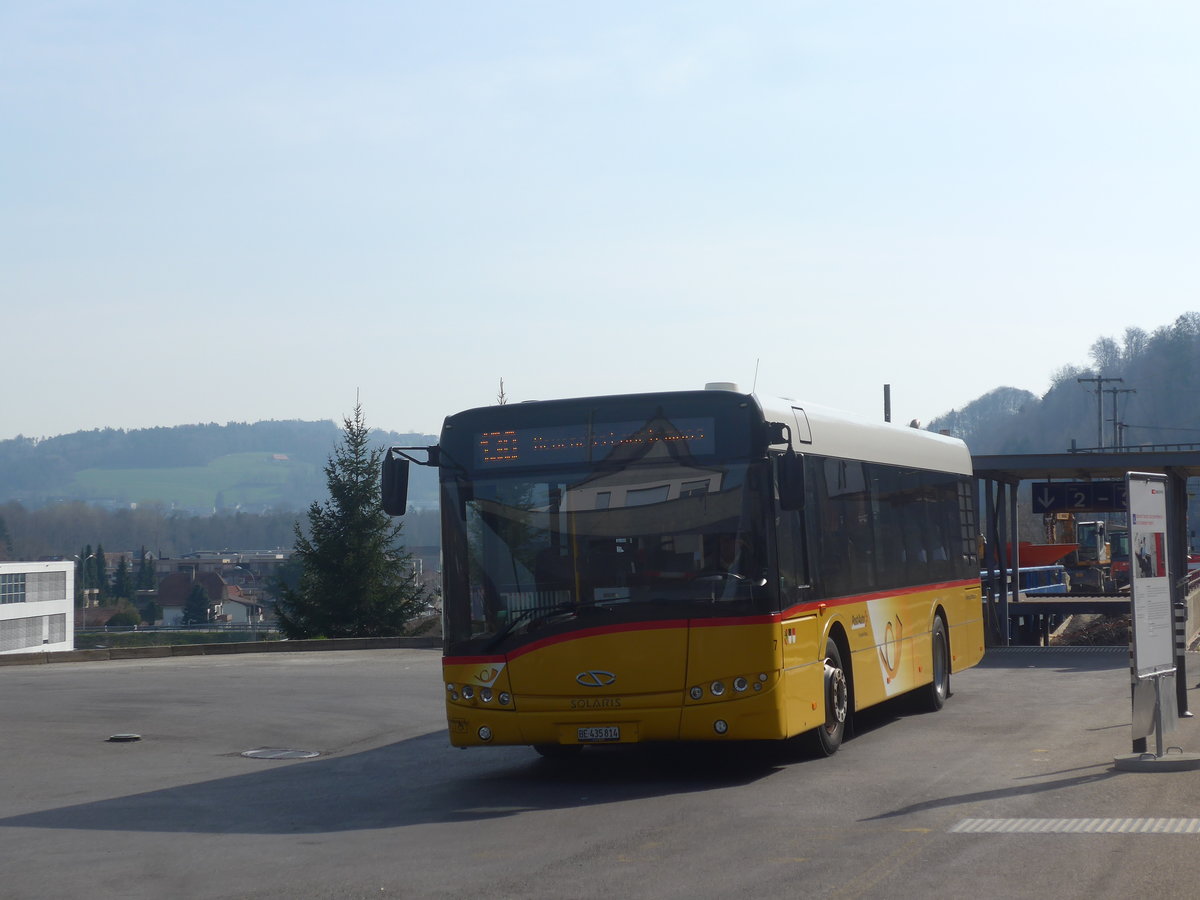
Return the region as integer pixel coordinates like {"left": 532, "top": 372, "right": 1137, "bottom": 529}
{"left": 383, "top": 383, "right": 985, "bottom": 757}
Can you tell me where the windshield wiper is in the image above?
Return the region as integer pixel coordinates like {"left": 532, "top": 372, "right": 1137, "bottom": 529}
{"left": 485, "top": 602, "right": 577, "bottom": 651}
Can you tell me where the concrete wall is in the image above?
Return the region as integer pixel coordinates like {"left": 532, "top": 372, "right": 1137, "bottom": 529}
{"left": 0, "top": 635, "right": 440, "bottom": 666}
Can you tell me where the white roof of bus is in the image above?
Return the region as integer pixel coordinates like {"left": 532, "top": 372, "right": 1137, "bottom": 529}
{"left": 754, "top": 392, "right": 973, "bottom": 476}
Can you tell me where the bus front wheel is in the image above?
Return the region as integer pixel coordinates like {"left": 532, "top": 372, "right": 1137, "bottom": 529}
{"left": 811, "top": 639, "right": 849, "bottom": 757}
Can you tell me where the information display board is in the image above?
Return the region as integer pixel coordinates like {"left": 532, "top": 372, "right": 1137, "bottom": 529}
{"left": 1127, "top": 472, "right": 1173, "bottom": 678}
{"left": 1030, "top": 481, "right": 1128, "bottom": 513}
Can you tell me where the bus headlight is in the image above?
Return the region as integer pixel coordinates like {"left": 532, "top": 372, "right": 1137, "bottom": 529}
{"left": 478, "top": 726, "right": 493, "bottom": 742}
{"left": 461, "top": 685, "right": 475, "bottom": 700}
{"left": 498, "top": 692, "right": 512, "bottom": 706}
{"left": 480, "top": 688, "right": 493, "bottom": 703}
{"left": 714, "top": 719, "right": 729, "bottom": 735}
{"left": 710, "top": 681, "right": 726, "bottom": 697}
{"left": 690, "top": 686, "right": 704, "bottom": 700}
{"left": 733, "top": 677, "right": 749, "bottom": 693}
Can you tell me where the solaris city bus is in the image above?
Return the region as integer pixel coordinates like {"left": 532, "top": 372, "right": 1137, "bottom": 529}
{"left": 382, "top": 383, "right": 985, "bottom": 757}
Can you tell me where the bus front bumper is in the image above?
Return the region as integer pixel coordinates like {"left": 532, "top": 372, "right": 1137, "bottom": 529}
{"left": 445, "top": 688, "right": 787, "bottom": 748}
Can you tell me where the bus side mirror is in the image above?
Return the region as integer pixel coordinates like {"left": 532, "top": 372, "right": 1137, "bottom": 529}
{"left": 767, "top": 421, "right": 792, "bottom": 447}
{"left": 777, "top": 450, "right": 805, "bottom": 511}
{"left": 381, "top": 452, "right": 410, "bottom": 516}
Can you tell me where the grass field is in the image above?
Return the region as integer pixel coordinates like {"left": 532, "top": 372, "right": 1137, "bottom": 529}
{"left": 71, "top": 452, "right": 323, "bottom": 510}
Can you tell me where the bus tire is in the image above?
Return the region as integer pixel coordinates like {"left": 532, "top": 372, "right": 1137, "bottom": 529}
{"left": 811, "top": 638, "right": 849, "bottom": 757}
{"left": 533, "top": 743, "right": 583, "bottom": 760}
{"left": 920, "top": 614, "right": 949, "bottom": 712}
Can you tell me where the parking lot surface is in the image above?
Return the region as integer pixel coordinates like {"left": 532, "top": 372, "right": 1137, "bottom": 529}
{"left": 4, "top": 648, "right": 1200, "bottom": 899}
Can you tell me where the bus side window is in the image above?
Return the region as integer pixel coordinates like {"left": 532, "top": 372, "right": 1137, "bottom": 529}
{"left": 921, "top": 472, "right": 958, "bottom": 580}
{"left": 819, "top": 458, "right": 875, "bottom": 596}
{"left": 957, "top": 478, "right": 979, "bottom": 573}
{"left": 869, "top": 465, "right": 909, "bottom": 588}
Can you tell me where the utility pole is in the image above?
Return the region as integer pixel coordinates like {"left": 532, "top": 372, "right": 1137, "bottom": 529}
{"left": 1078, "top": 375, "right": 1123, "bottom": 448}
{"left": 1105, "top": 386, "right": 1136, "bottom": 448}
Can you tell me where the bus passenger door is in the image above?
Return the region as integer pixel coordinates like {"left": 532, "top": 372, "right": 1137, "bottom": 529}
{"left": 776, "top": 505, "right": 822, "bottom": 735}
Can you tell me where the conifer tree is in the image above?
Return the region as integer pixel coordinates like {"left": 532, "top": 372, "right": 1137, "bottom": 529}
{"left": 94, "top": 544, "right": 109, "bottom": 604}
{"left": 274, "top": 403, "right": 428, "bottom": 639}
{"left": 181, "top": 583, "right": 210, "bottom": 625}
{"left": 111, "top": 558, "right": 132, "bottom": 602}
{"left": 136, "top": 547, "right": 157, "bottom": 591}
{"left": 0, "top": 513, "right": 11, "bottom": 560}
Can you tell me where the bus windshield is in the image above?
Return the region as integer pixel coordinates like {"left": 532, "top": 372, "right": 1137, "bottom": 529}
{"left": 442, "top": 457, "right": 774, "bottom": 653}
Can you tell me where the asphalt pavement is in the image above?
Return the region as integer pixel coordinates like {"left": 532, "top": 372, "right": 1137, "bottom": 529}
{"left": 3, "top": 647, "right": 1200, "bottom": 899}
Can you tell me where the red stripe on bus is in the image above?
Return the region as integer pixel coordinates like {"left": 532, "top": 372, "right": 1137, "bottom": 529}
{"left": 505, "top": 619, "right": 690, "bottom": 659}
{"left": 780, "top": 578, "right": 979, "bottom": 620}
{"left": 451, "top": 616, "right": 790, "bottom": 664}
{"left": 445, "top": 616, "right": 784, "bottom": 665}
{"left": 690, "top": 614, "right": 781, "bottom": 627}
{"left": 446, "top": 580, "right": 977, "bottom": 664}
{"left": 443, "top": 654, "right": 508, "bottom": 666}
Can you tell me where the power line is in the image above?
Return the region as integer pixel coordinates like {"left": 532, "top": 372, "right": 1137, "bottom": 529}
{"left": 1105, "top": 386, "right": 1136, "bottom": 448}
{"left": 1077, "top": 376, "right": 1123, "bottom": 448}
{"left": 1123, "top": 423, "right": 1200, "bottom": 435}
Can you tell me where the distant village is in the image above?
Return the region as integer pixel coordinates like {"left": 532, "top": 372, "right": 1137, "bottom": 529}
{"left": 75, "top": 546, "right": 442, "bottom": 629}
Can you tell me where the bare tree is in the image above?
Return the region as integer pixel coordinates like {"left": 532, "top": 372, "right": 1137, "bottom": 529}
{"left": 1122, "top": 326, "right": 1148, "bottom": 362}
{"left": 1089, "top": 337, "right": 1120, "bottom": 372}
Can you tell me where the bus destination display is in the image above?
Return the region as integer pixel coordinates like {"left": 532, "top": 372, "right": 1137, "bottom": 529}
{"left": 476, "top": 418, "right": 715, "bottom": 467}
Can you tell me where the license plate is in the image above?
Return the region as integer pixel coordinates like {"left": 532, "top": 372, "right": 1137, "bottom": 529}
{"left": 577, "top": 726, "right": 620, "bottom": 743}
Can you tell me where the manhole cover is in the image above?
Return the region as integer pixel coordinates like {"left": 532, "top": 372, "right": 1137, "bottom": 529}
{"left": 241, "top": 749, "right": 321, "bottom": 760}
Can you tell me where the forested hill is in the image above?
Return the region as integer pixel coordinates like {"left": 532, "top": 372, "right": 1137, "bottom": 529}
{"left": 928, "top": 312, "right": 1200, "bottom": 455}
{"left": 0, "top": 420, "right": 439, "bottom": 514}
{"left": 8, "top": 314, "right": 1199, "bottom": 513}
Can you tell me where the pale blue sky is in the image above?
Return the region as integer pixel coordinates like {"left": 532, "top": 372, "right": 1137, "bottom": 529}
{"left": 4, "top": 2, "right": 1197, "bottom": 441}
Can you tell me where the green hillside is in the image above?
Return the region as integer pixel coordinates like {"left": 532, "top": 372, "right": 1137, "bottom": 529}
{"left": 70, "top": 452, "right": 324, "bottom": 512}
{"left": 0, "top": 420, "right": 440, "bottom": 513}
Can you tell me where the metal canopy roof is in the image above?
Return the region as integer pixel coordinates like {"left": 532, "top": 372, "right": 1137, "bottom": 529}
{"left": 972, "top": 449, "right": 1200, "bottom": 483}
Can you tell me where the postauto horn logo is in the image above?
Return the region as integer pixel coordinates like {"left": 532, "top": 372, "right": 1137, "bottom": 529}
{"left": 576, "top": 670, "right": 616, "bottom": 687}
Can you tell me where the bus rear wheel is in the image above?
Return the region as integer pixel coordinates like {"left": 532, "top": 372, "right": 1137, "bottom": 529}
{"left": 919, "top": 614, "right": 949, "bottom": 712}
{"left": 811, "top": 639, "right": 849, "bottom": 757}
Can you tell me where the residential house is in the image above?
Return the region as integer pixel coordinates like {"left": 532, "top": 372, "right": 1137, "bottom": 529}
{"left": 154, "top": 571, "right": 229, "bottom": 626}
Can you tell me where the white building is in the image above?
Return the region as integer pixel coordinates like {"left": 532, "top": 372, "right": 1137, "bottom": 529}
{"left": 0, "top": 561, "right": 74, "bottom": 655}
